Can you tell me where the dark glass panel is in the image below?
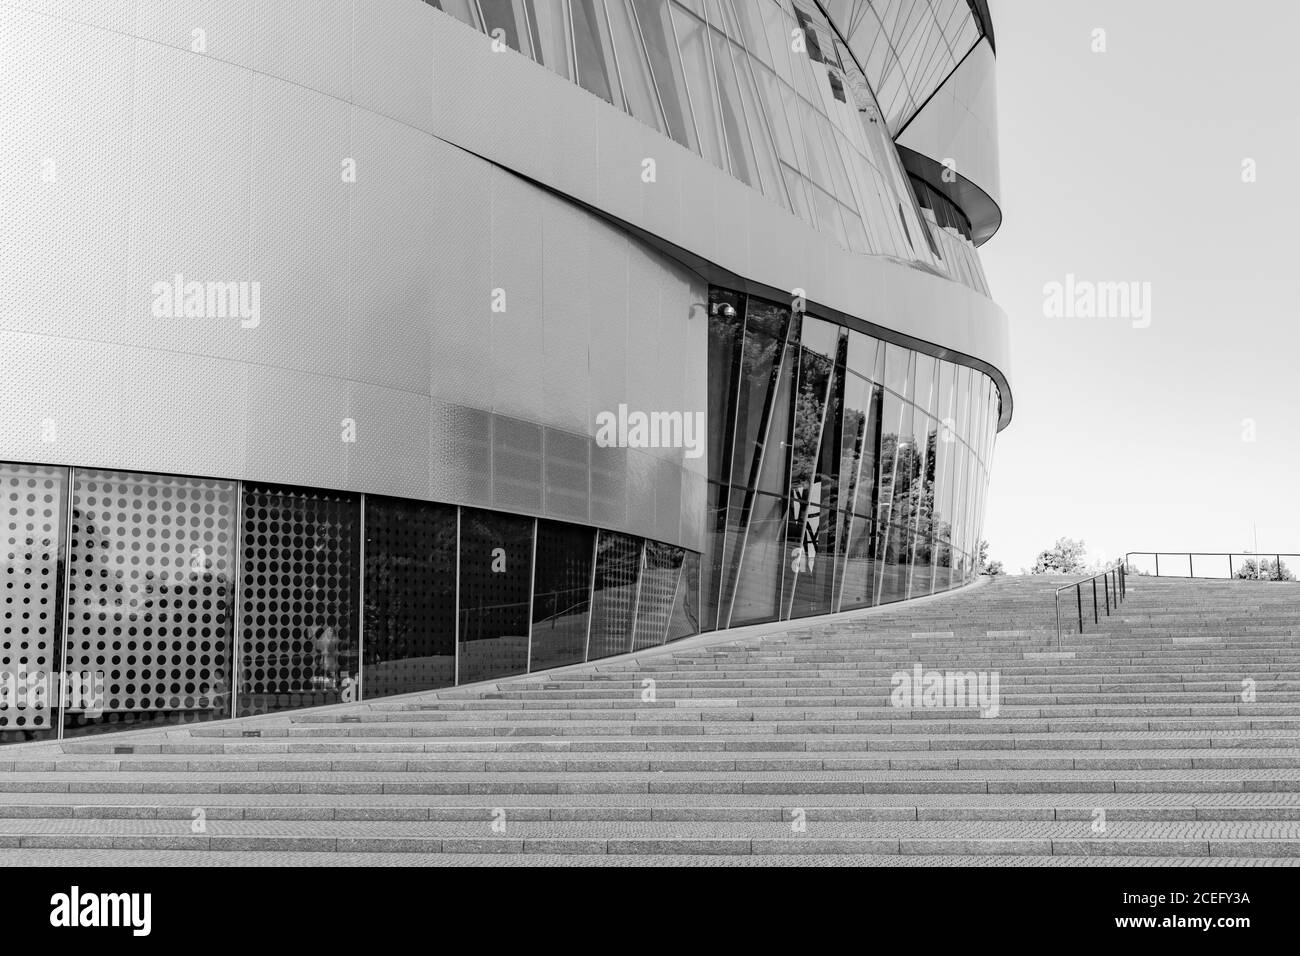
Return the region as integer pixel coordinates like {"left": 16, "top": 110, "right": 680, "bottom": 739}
{"left": 726, "top": 491, "right": 785, "bottom": 626}
{"left": 716, "top": 295, "right": 790, "bottom": 622}
{"left": 457, "top": 509, "right": 534, "bottom": 684}
{"left": 588, "top": 531, "right": 641, "bottom": 660}
{"left": 707, "top": 287, "right": 746, "bottom": 484}
{"left": 755, "top": 311, "right": 799, "bottom": 496}
{"left": 0, "top": 464, "right": 65, "bottom": 743}
{"left": 362, "top": 496, "right": 457, "bottom": 700}
{"left": 792, "top": 326, "right": 847, "bottom": 616}
{"left": 728, "top": 298, "right": 790, "bottom": 489}
{"left": 632, "top": 541, "right": 684, "bottom": 650}
{"left": 700, "top": 480, "right": 728, "bottom": 630}
{"left": 238, "top": 483, "right": 359, "bottom": 717}
{"left": 665, "top": 550, "right": 701, "bottom": 641}
{"left": 530, "top": 520, "right": 595, "bottom": 671}
{"left": 838, "top": 513, "right": 876, "bottom": 610}
{"left": 781, "top": 317, "right": 838, "bottom": 617}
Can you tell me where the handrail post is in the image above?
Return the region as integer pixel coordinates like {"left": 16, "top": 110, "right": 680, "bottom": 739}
{"left": 1189, "top": 553, "right": 1193, "bottom": 578}
{"left": 1228, "top": 555, "right": 1233, "bottom": 578}
{"left": 1104, "top": 573, "right": 1110, "bottom": 615}
{"left": 1055, "top": 593, "right": 1061, "bottom": 649}
{"left": 1155, "top": 553, "right": 1160, "bottom": 577}
{"left": 1092, "top": 578, "right": 1098, "bottom": 624}
{"left": 1076, "top": 586, "right": 1082, "bottom": 633}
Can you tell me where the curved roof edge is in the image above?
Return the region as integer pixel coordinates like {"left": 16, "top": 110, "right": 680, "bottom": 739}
{"left": 970, "top": 0, "right": 996, "bottom": 54}
{"left": 899, "top": 145, "right": 1002, "bottom": 246}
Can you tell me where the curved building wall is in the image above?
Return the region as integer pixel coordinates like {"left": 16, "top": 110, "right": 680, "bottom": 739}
{"left": 0, "top": 0, "right": 1009, "bottom": 743}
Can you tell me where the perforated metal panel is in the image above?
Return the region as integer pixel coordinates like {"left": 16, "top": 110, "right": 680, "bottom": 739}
{"left": 0, "top": 463, "right": 66, "bottom": 741}
{"left": 62, "top": 469, "right": 237, "bottom": 736}
{"left": 587, "top": 531, "right": 640, "bottom": 661}
{"left": 238, "top": 483, "right": 360, "bottom": 717}
{"left": 632, "top": 541, "right": 684, "bottom": 651}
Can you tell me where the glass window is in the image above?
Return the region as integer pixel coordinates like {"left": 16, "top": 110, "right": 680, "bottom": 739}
{"left": 700, "top": 480, "right": 729, "bottom": 630}
{"left": 632, "top": 541, "right": 684, "bottom": 649}
{"left": 363, "top": 496, "right": 457, "bottom": 700}
{"left": 61, "top": 470, "right": 239, "bottom": 736}
{"left": 530, "top": 520, "right": 595, "bottom": 671}
{"left": 528, "top": 0, "right": 574, "bottom": 79}
{"left": 726, "top": 490, "right": 785, "bottom": 626}
{"left": 727, "top": 40, "right": 789, "bottom": 209}
{"left": 606, "top": 0, "right": 668, "bottom": 133}
{"left": 572, "top": 0, "right": 624, "bottom": 108}
{"left": 479, "top": 0, "right": 535, "bottom": 56}
{"left": 710, "top": 29, "right": 758, "bottom": 188}
{"left": 665, "top": 550, "right": 701, "bottom": 640}
{"left": 707, "top": 287, "right": 746, "bottom": 484}
{"left": 782, "top": 317, "right": 838, "bottom": 617}
{"left": 588, "top": 531, "right": 642, "bottom": 659}
{"left": 632, "top": 0, "right": 698, "bottom": 149}
{"left": 457, "top": 509, "right": 534, "bottom": 684}
{"left": 427, "top": 0, "right": 484, "bottom": 30}
{"left": 671, "top": 3, "right": 728, "bottom": 169}
{"left": 0, "top": 464, "right": 66, "bottom": 743}
{"left": 238, "top": 483, "right": 359, "bottom": 717}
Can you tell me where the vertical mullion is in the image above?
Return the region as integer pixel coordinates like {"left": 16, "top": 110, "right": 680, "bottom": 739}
{"left": 356, "top": 492, "right": 366, "bottom": 702}
{"left": 628, "top": 539, "right": 646, "bottom": 653}
{"left": 525, "top": 519, "right": 539, "bottom": 672}
{"left": 583, "top": 530, "right": 601, "bottom": 661}
{"left": 54, "top": 466, "right": 76, "bottom": 741}
{"left": 229, "top": 480, "right": 244, "bottom": 719}
{"left": 454, "top": 507, "right": 462, "bottom": 686}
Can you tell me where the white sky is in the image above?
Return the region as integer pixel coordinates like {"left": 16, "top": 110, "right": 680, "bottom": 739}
{"left": 980, "top": 0, "right": 1300, "bottom": 572}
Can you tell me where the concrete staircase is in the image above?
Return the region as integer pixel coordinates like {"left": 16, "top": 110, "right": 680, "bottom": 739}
{"left": 3, "top": 575, "right": 1300, "bottom": 866}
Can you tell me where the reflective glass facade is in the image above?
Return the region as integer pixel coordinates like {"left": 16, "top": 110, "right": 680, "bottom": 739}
{"left": 821, "top": 0, "right": 988, "bottom": 134}
{"left": 0, "top": 464, "right": 699, "bottom": 742}
{"left": 701, "top": 285, "right": 998, "bottom": 631}
{"left": 424, "top": 0, "right": 940, "bottom": 268}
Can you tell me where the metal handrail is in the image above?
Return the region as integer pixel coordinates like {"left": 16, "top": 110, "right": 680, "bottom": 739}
{"left": 1125, "top": 552, "right": 1300, "bottom": 580}
{"left": 1054, "top": 562, "right": 1126, "bottom": 646}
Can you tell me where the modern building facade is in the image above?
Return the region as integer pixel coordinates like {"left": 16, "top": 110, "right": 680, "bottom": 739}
{"left": 0, "top": 0, "right": 1010, "bottom": 741}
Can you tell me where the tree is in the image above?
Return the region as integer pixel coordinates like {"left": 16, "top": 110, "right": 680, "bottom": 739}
{"left": 1234, "top": 557, "right": 1296, "bottom": 581}
{"left": 1031, "top": 537, "right": 1088, "bottom": 574}
{"left": 977, "top": 539, "right": 1003, "bottom": 575}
